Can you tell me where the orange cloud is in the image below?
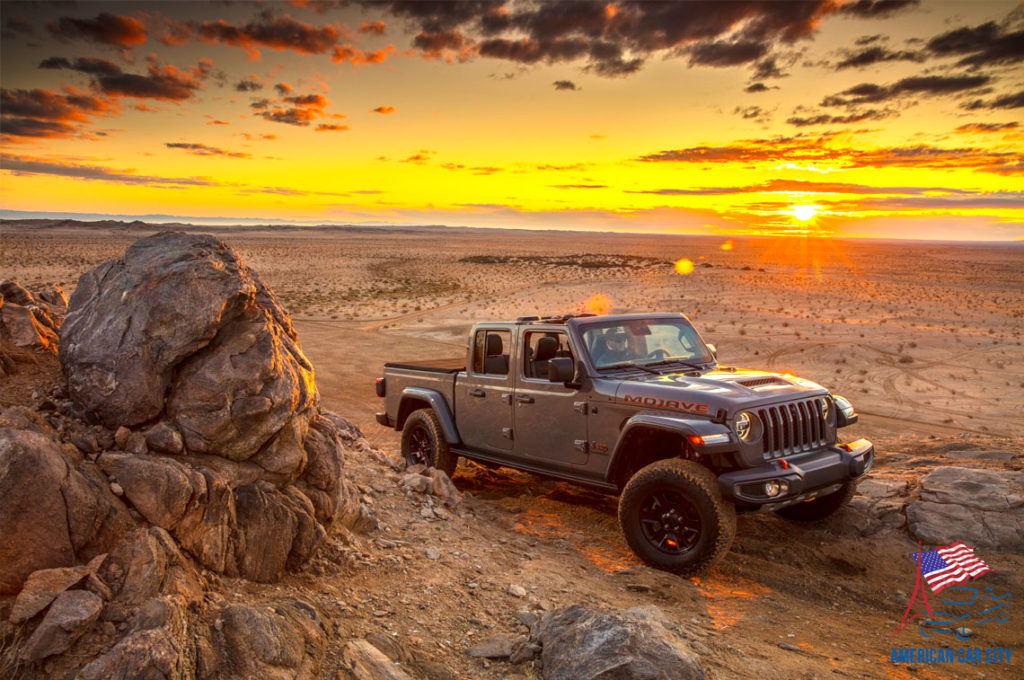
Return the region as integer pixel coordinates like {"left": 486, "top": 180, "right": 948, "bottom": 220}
{"left": 371, "top": 105, "right": 395, "bottom": 114}
{"left": 331, "top": 44, "right": 395, "bottom": 65}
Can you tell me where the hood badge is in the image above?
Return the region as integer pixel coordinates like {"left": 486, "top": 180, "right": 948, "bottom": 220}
{"left": 623, "top": 394, "right": 710, "bottom": 415}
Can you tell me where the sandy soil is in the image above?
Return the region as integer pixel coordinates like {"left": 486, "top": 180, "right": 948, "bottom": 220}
{"left": 2, "top": 221, "right": 1023, "bottom": 679}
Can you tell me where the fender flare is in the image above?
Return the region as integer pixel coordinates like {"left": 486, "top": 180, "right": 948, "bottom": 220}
{"left": 399, "top": 387, "right": 461, "bottom": 445}
{"left": 606, "top": 413, "right": 731, "bottom": 482}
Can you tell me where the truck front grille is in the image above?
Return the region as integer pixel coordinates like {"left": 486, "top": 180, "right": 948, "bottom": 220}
{"left": 757, "top": 398, "right": 832, "bottom": 460}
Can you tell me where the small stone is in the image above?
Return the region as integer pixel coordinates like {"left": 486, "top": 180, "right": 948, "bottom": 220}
{"left": 114, "top": 426, "right": 131, "bottom": 448}
{"left": 509, "top": 584, "right": 527, "bottom": 598}
{"left": 425, "top": 548, "right": 440, "bottom": 560}
{"left": 372, "top": 610, "right": 387, "bottom": 617}
{"left": 626, "top": 584, "right": 653, "bottom": 593}
{"left": 466, "top": 633, "right": 519, "bottom": 659}
{"left": 110, "top": 482, "right": 124, "bottom": 496}
{"left": 468, "top": 583, "right": 478, "bottom": 589}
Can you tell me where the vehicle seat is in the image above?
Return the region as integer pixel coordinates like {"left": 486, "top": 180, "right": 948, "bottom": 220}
{"left": 591, "top": 335, "right": 611, "bottom": 365}
{"left": 531, "top": 336, "right": 558, "bottom": 378}
{"left": 484, "top": 333, "right": 508, "bottom": 374}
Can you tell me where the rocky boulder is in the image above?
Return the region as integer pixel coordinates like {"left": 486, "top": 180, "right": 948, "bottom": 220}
{"left": 52, "top": 233, "right": 355, "bottom": 581}
{"left": 0, "top": 424, "right": 132, "bottom": 595}
{"left": 0, "top": 280, "right": 67, "bottom": 372}
{"left": 60, "top": 232, "right": 315, "bottom": 465}
{"left": 535, "top": 605, "right": 705, "bottom": 680}
{"left": 907, "top": 466, "right": 1024, "bottom": 550}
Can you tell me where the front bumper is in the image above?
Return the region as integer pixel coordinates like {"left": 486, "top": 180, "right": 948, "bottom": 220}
{"left": 718, "top": 438, "right": 873, "bottom": 507}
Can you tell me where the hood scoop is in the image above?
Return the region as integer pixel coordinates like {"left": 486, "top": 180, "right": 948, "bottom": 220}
{"left": 735, "top": 376, "right": 791, "bottom": 389}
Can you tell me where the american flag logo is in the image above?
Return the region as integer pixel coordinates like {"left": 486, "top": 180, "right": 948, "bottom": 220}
{"left": 911, "top": 542, "right": 994, "bottom": 594}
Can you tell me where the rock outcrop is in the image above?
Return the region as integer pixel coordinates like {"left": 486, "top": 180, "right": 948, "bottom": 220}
{"left": 907, "top": 466, "right": 1024, "bottom": 550}
{"left": 0, "top": 280, "right": 66, "bottom": 373}
{"left": 534, "top": 605, "right": 705, "bottom": 680}
{"left": 1, "top": 233, "right": 373, "bottom": 678}
{"left": 52, "top": 232, "right": 354, "bottom": 581}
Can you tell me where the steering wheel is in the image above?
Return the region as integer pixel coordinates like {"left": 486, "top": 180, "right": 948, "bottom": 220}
{"left": 646, "top": 348, "right": 670, "bottom": 360}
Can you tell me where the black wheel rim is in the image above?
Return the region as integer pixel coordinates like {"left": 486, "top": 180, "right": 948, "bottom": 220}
{"left": 638, "top": 487, "right": 702, "bottom": 555}
{"left": 407, "top": 426, "right": 432, "bottom": 466}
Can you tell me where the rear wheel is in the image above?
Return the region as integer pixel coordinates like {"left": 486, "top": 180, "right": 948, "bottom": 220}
{"left": 618, "top": 459, "right": 736, "bottom": 574}
{"left": 400, "top": 409, "right": 458, "bottom": 477}
{"left": 775, "top": 481, "right": 855, "bottom": 521}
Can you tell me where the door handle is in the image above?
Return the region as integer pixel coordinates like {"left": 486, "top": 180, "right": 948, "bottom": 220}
{"left": 516, "top": 395, "right": 535, "bottom": 404}
{"left": 469, "top": 388, "right": 486, "bottom": 397}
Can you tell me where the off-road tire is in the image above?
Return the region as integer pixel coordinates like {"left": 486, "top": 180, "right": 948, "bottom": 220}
{"left": 618, "top": 459, "right": 736, "bottom": 575}
{"left": 401, "top": 409, "right": 458, "bottom": 477}
{"left": 775, "top": 480, "right": 856, "bottom": 522}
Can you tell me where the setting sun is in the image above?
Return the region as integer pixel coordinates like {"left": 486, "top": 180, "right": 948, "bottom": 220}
{"left": 793, "top": 206, "right": 822, "bottom": 222}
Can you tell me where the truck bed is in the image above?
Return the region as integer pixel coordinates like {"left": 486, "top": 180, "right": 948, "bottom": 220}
{"left": 383, "top": 357, "right": 465, "bottom": 374}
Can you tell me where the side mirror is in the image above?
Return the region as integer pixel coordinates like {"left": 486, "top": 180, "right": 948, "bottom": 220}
{"left": 547, "top": 357, "right": 575, "bottom": 384}
{"left": 707, "top": 343, "right": 717, "bottom": 359}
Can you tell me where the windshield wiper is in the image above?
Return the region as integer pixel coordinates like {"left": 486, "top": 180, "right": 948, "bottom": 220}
{"left": 643, "top": 358, "right": 707, "bottom": 372}
{"left": 597, "top": 361, "right": 661, "bottom": 374}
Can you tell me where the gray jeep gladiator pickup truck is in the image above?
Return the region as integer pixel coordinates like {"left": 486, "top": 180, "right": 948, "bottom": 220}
{"left": 376, "top": 313, "right": 872, "bottom": 573}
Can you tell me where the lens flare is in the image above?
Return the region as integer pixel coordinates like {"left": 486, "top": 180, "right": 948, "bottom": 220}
{"left": 581, "top": 293, "right": 612, "bottom": 315}
{"left": 674, "top": 258, "right": 695, "bottom": 274}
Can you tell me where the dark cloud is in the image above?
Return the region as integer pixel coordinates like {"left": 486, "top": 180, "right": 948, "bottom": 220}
{"left": 821, "top": 74, "right": 990, "bottom": 107}
{"left": 745, "top": 82, "right": 771, "bottom": 93}
{"left": 165, "top": 142, "right": 251, "bottom": 158}
{"left": 689, "top": 40, "right": 768, "bottom": 67}
{"left": 962, "top": 89, "right": 1024, "bottom": 111}
{"left": 834, "top": 46, "right": 924, "bottom": 69}
{"left": 751, "top": 56, "right": 787, "bottom": 80}
{"left": 38, "top": 56, "right": 212, "bottom": 101}
{"left": 628, "top": 178, "right": 971, "bottom": 196}
{"left": 371, "top": 105, "right": 396, "bottom": 114}
{"left": 1, "top": 153, "right": 219, "bottom": 186}
{"left": 274, "top": 83, "right": 293, "bottom": 95}
{"left": 735, "top": 106, "right": 765, "bottom": 120}
{"left": 315, "top": 123, "right": 349, "bottom": 131}
{"left": 926, "top": 21, "right": 1024, "bottom": 68}
{"left": 837, "top": 1, "right": 920, "bottom": 18}
{"left": 40, "top": 56, "right": 121, "bottom": 76}
{"left": 49, "top": 12, "right": 147, "bottom": 48}
{"left": 855, "top": 34, "right": 885, "bottom": 46}
{"left": 440, "top": 163, "right": 502, "bottom": 174}
{"left": 637, "top": 133, "right": 1022, "bottom": 174}
{"left": 787, "top": 109, "right": 895, "bottom": 126}
{"left": 251, "top": 91, "right": 332, "bottom": 127}
{"left": 553, "top": 80, "right": 577, "bottom": 90}
{"left": 235, "top": 77, "right": 263, "bottom": 92}
{"left": 3, "top": 12, "right": 34, "bottom": 39}
{"left": 197, "top": 15, "right": 340, "bottom": 55}
{"left": 955, "top": 122, "right": 1019, "bottom": 133}
{"left": 856, "top": 192, "right": 1024, "bottom": 210}
{"left": 370, "top": 0, "right": 910, "bottom": 78}
{"left": 1, "top": 88, "right": 118, "bottom": 140}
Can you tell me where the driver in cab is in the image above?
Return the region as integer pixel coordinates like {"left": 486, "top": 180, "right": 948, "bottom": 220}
{"left": 598, "top": 330, "right": 634, "bottom": 365}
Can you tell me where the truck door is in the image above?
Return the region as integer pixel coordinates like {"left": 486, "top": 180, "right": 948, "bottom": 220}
{"left": 457, "top": 328, "right": 514, "bottom": 452}
{"left": 513, "top": 330, "right": 588, "bottom": 469}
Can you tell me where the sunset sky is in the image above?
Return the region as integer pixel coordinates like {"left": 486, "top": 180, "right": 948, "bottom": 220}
{"left": 1, "top": 0, "right": 1022, "bottom": 240}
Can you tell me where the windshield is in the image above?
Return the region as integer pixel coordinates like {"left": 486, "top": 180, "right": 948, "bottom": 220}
{"left": 581, "top": 318, "right": 713, "bottom": 369}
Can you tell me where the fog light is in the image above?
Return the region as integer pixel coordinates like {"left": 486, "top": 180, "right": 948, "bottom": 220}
{"left": 764, "top": 480, "right": 789, "bottom": 497}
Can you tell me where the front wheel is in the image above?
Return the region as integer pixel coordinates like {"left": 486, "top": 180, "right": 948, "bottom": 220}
{"left": 774, "top": 481, "right": 855, "bottom": 521}
{"left": 618, "top": 459, "right": 736, "bottom": 575}
{"left": 400, "top": 409, "right": 458, "bottom": 477}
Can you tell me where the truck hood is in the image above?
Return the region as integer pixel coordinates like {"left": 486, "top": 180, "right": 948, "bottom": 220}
{"left": 611, "top": 367, "right": 828, "bottom": 410}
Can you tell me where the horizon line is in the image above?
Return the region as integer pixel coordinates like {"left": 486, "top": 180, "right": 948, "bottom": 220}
{"left": 2, "top": 209, "right": 1022, "bottom": 244}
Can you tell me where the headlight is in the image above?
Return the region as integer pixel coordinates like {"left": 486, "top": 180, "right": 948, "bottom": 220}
{"left": 834, "top": 395, "right": 856, "bottom": 418}
{"left": 733, "top": 411, "right": 760, "bottom": 442}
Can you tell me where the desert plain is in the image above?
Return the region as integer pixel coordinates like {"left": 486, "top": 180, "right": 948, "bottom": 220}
{"left": 2, "top": 219, "right": 1023, "bottom": 679}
